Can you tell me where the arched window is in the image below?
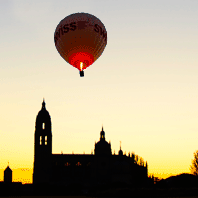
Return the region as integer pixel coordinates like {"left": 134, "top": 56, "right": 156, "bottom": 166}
{"left": 40, "top": 136, "right": 42, "bottom": 145}
{"left": 76, "top": 162, "right": 81, "bottom": 166}
{"left": 42, "top": 123, "right": 45, "bottom": 129}
{"left": 65, "top": 162, "right": 70, "bottom": 166}
{"left": 45, "top": 136, "right": 47, "bottom": 145}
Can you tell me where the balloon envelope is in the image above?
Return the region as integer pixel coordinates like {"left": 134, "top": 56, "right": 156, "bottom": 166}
{"left": 54, "top": 12, "right": 107, "bottom": 71}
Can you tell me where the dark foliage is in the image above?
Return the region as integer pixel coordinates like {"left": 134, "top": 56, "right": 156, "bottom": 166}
{"left": 190, "top": 150, "right": 198, "bottom": 176}
{"left": 156, "top": 173, "right": 198, "bottom": 188}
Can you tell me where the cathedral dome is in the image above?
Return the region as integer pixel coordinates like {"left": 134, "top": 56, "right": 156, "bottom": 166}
{"left": 96, "top": 140, "right": 109, "bottom": 146}
{"left": 94, "top": 127, "right": 112, "bottom": 155}
{"left": 95, "top": 139, "right": 110, "bottom": 153}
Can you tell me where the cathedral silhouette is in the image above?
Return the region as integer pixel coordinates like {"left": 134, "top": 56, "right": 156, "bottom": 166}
{"left": 33, "top": 100, "right": 148, "bottom": 186}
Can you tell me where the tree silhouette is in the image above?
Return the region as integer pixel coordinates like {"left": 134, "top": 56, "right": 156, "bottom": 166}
{"left": 190, "top": 150, "right": 198, "bottom": 176}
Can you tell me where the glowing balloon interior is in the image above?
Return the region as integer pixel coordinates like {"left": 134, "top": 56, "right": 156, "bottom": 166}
{"left": 54, "top": 12, "right": 107, "bottom": 77}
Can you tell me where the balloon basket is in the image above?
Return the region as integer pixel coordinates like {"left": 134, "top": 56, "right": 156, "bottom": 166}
{"left": 80, "top": 70, "right": 84, "bottom": 77}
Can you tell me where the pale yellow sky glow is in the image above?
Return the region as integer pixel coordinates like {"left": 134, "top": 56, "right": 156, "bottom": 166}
{"left": 0, "top": 0, "right": 198, "bottom": 184}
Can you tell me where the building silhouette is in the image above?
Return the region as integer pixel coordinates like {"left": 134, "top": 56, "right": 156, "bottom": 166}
{"left": 33, "top": 100, "right": 148, "bottom": 186}
{"left": 4, "top": 163, "right": 12, "bottom": 183}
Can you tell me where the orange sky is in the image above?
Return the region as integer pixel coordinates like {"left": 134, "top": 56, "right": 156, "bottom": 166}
{"left": 0, "top": 0, "right": 198, "bottom": 184}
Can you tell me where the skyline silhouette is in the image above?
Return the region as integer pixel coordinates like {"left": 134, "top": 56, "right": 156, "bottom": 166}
{"left": 0, "top": 99, "right": 197, "bottom": 186}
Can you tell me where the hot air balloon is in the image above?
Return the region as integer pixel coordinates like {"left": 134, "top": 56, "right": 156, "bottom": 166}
{"left": 54, "top": 12, "right": 107, "bottom": 77}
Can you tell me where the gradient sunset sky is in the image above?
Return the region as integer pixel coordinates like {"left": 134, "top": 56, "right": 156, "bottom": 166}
{"left": 0, "top": 0, "right": 198, "bottom": 184}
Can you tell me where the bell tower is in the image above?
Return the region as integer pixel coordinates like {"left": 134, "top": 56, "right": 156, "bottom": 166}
{"left": 33, "top": 99, "right": 52, "bottom": 184}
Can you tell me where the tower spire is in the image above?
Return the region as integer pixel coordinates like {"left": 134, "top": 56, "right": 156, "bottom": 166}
{"left": 119, "top": 141, "right": 123, "bottom": 155}
{"left": 42, "top": 98, "right": 46, "bottom": 109}
{"left": 100, "top": 126, "right": 105, "bottom": 140}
